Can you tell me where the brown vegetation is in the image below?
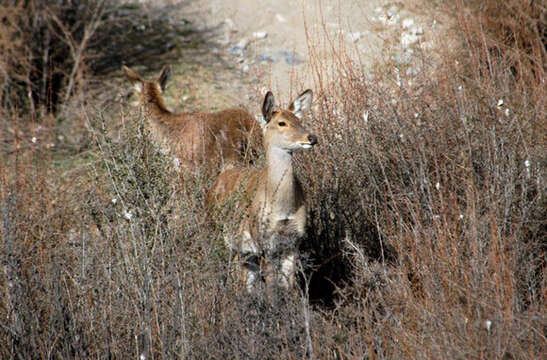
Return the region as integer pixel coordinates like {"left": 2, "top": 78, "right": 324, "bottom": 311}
{"left": 0, "top": 0, "right": 197, "bottom": 119}
{"left": 0, "top": 0, "right": 544, "bottom": 359}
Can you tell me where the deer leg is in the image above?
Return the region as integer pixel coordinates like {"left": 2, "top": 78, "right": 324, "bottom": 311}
{"left": 241, "top": 254, "right": 260, "bottom": 292}
{"left": 278, "top": 252, "right": 297, "bottom": 289}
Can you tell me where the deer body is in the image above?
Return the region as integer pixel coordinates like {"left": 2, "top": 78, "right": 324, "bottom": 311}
{"left": 123, "top": 65, "right": 259, "bottom": 171}
{"left": 207, "top": 90, "right": 317, "bottom": 290}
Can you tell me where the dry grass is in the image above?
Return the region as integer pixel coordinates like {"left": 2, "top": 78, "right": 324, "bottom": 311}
{"left": 0, "top": 0, "right": 198, "bottom": 121}
{"left": 1, "top": 0, "right": 545, "bottom": 358}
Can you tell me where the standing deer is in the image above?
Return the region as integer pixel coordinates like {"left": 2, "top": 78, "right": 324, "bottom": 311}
{"left": 123, "top": 65, "right": 260, "bottom": 172}
{"left": 207, "top": 89, "right": 317, "bottom": 291}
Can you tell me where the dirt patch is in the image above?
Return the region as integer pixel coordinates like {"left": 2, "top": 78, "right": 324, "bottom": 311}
{"left": 173, "top": 0, "right": 446, "bottom": 107}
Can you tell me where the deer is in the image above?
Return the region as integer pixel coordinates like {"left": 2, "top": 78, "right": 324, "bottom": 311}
{"left": 122, "top": 65, "right": 260, "bottom": 172}
{"left": 206, "top": 89, "right": 318, "bottom": 291}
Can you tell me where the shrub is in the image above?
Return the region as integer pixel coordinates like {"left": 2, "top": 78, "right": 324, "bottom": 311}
{"left": 296, "top": 0, "right": 545, "bottom": 357}
{"left": 0, "top": 0, "right": 544, "bottom": 358}
{"left": 0, "top": 0, "right": 196, "bottom": 118}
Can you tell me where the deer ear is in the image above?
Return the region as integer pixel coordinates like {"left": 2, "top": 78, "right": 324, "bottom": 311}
{"left": 123, "top": 65, "right": 143, "bottom": 93}
{"left": 262, "top": 91, "right": 275, "bottom": 123}
{"left": 289, "top": 89, "right": 313, "bottom": 119}
{"left": 157, "top": 65, "right": 171, "bottom": 92}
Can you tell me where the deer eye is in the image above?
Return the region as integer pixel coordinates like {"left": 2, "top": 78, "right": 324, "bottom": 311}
{"left": 278, "top": 121, "right": 286, "bottom": 127}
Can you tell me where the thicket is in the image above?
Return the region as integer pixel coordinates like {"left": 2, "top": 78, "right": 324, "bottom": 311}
{"left": 1, "top": 0, "right": 544, "bottom": 358}
{"left": 0, "top": 0, "right": 195, "bottom": 117}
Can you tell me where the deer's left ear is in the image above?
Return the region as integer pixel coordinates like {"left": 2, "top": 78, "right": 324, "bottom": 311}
{"left": 123, "top": 65, "right": 144, "bottom": 93}
{"left": 262, "top": 91, "right": 275, "bottom": 123}
{"left": 289, "top": 89, "right": 313, "bottom": 119}
{"left": 157, "top": 65, "right": 171, "bottom": 92}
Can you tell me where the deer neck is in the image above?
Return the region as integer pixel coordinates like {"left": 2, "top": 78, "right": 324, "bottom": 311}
{"left": 142, "top": 87, "right": 171, "bottom": 119}
{"left": 265, "top": 145, "right": 296, "bottom": 209}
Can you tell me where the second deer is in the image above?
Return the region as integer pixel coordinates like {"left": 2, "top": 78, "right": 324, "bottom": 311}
{"left": 207, "top": 89, "right": 318, "bottom": 291}
{"left": 123, "top": 65, "right": 260, "bottom": 172}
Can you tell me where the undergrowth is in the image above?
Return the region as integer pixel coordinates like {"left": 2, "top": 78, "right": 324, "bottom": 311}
{"left": 0, "top": 0, "right": 544, "bottom": 359}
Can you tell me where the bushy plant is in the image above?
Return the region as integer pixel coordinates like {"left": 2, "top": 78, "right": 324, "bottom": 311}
{"left": 294, "top": 0, "right": 545, "bottom": 357}
{"left": 1, "top": 0, "right": 544, "bottom": 358}
{"left": 0, "top": 0, "right": 196, "bottom": 117}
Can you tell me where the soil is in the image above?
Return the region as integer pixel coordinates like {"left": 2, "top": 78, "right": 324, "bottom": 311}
{"left": 158, "top": 0, "right": 443, "bottom": 116}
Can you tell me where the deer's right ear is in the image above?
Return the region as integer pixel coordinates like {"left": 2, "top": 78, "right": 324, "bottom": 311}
{"left": 289, "top": 89, "right": 313, "bottom": 119}
{"left": 123, "top": 65, "right": 143, "bottom": 93}
{"left": 262, "top": 91, "right": 275, "bottom": 123}
{"left": 157, "top": 65, "right": 171, "bottom": 92}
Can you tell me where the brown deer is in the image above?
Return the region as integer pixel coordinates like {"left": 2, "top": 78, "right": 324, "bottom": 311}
{"left": 207, "top": 89, "right": 317, "bottom": 291}
{"left": 123, "top": 65, "right": 260, "bottom": 172}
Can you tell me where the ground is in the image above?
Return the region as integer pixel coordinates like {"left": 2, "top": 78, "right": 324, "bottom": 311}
{"left": 156, "top": 0, "right": 444, "bottom": 114}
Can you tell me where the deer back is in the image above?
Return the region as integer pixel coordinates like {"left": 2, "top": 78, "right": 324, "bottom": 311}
{"left": 123, "top": 65, "right": 261, "bottom": 172}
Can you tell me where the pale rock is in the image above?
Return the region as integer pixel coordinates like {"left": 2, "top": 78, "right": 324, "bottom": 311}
{"left": 386, "top": 5, "right": 401, "bottom": 24}
{"left": 388, "top": 13, "right": 400, "bottom": 25}
{"left": 411, "top": 25, "right": 424, "bottom": 35}
{"left": 402, "top": 18, "right": 414, "bottom": 29}
{"left": 347, "top": 32, "right": 362, "bottom": 43}
{"left": 401, "top": 32, "right": 419, "bottom": 47}
{"left": 237, "top": 38, "right": 249, "bottom": 49}
{"left": 387, "top": 5, "right": 399, "bottom": 18}
{"left": 224, "top": 18, "right": 235, "bottom": 30}
{"left": 252, "top": 31, "right": 267, "bottom": 40}
{"left": 275, "top": 14, "right": 287, "bottom": 23}
{"left": 377, "top": 14, "right": 388, "bottom": 25}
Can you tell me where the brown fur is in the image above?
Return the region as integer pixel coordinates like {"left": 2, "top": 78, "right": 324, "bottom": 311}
{"left": 207, "top": 90, "right": 317, "bottom": 291}
{"left": 123, "top": 65, "right": 261, "bottom": 172}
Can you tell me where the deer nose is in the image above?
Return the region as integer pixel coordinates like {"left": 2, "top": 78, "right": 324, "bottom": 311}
{"left": 308, "top": 134, "right": 318, "bottom": 145}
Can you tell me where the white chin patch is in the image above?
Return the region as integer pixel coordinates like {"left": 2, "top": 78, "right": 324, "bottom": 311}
{"left": 301, "top": 144, "right": 312, "bottom": 149}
